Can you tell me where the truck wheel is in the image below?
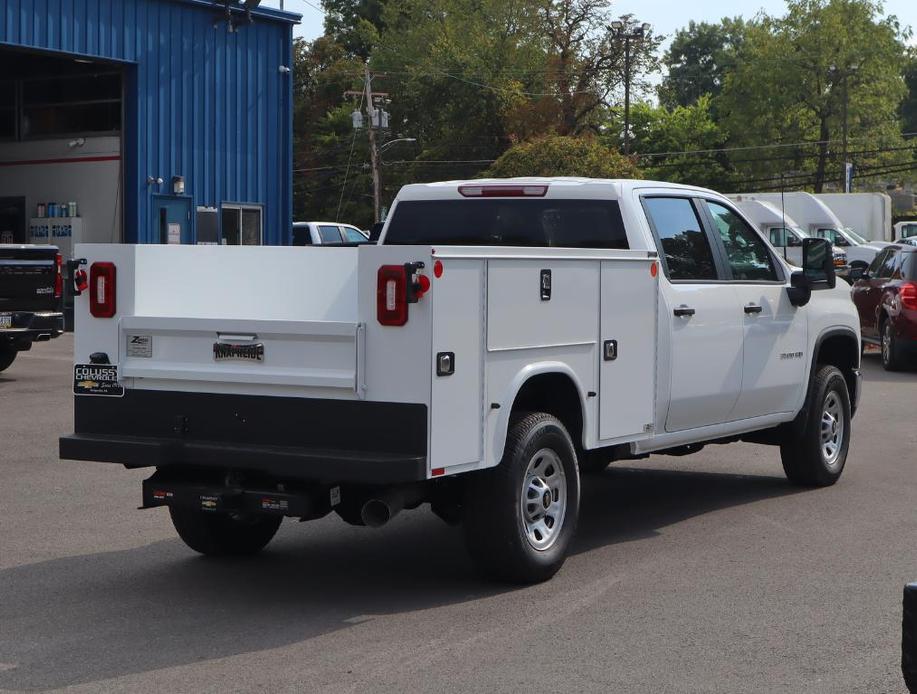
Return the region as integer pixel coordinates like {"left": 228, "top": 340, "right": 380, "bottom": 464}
{"left": 462, "top": 412, "right": 580, "bottom": 583}
{"left": 780, "top": 365, "right": 851, "bottom": 487}
{"left": 0, "top": 347, "right": 16, "bottom": 373}
{"left": 169, "top": 507, "right": 282, "bottom": 556}
{"left": 881, "top": 319, "right": 905, "bottom": 372}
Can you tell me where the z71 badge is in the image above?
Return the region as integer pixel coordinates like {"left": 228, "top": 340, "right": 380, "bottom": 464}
{"left": 73, "top": 364, "right": 124, "bottom": 397}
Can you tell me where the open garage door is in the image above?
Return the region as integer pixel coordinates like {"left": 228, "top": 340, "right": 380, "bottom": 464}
{"left": 0, "top": 48, "right": 124, "bottom": 328}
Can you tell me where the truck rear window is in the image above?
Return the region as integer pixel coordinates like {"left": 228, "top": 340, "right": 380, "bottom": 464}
{"left": 383, "top": 199, "right": 629, "bottom": 249}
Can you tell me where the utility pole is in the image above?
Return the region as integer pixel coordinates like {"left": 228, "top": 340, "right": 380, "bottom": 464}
{"left": 364, "top": 63, "right": 382, "bottom": 224}
{"left": 610, "top": 20, "right": 650, "bottom": 156}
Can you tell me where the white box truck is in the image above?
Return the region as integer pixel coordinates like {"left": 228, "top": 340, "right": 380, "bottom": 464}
{"left": 60, "top": 179, "right": 862, "bottom": 583}
{"left": 818, "top": 192, "right": 893, "bottom": 242}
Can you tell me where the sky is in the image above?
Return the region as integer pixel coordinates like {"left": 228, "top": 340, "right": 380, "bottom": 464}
{"left": 260, "top": 0, "right": 917, "bottom": 46}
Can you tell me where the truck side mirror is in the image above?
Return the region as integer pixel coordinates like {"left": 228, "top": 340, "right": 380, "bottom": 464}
{"left": 802, "top": 237, "right": 836, "bottom": 289}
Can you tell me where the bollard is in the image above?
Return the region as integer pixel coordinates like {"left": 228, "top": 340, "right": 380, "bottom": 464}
{"left": 905, "top": 582, "right": 917, "bottom": 693}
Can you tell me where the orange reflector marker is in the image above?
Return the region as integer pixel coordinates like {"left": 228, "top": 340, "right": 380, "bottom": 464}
{"left": 433, "top": 260, "right": 443, "bottom": 278}
{"left": 650, "top": 262, "right": 658, "bottom": 278}
{"left": 431, "top": 468, "right": 445, "bottom": 477}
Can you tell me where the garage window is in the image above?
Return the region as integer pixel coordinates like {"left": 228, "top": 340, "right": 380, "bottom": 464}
{"left": 20, "top": 72, "right": 121, "bottom": 138}
{"left": 0, "top": 81, "right": 15, "bottom": 140}
{"left": 221, "top": 204, "right": 263, "bottom": 245}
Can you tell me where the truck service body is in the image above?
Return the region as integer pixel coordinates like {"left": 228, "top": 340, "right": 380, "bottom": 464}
{"left": 61, "top": 179, "right": 862, "bottom": 582}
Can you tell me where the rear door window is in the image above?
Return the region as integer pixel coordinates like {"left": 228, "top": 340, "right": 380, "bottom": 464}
{"left": 642, "top": 197, "right": 718, "bottom": 281}
{"left": 318, "top": 225, "right": 344, "bottom": 244}
{"left": 383, "top": 199, "right": 629, "bottom": 249}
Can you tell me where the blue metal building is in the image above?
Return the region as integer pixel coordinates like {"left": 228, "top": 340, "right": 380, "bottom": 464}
{"left": 0, "top": 0, "right": 297, "bottom": 245}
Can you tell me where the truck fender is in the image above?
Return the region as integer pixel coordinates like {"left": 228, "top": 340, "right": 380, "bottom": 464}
{"left": 491, "top": 361, "right": 589, "bottom": 465}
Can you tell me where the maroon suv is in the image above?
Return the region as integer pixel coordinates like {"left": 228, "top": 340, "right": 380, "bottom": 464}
{"left": 850, "top": 245, "right": 917, "bottom": 371}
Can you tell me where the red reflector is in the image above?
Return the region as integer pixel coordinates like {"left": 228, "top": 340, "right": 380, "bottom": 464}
{"left": 650, "top": 262, "right": 658, "bottom": 279}
{"left": 431, "top": 468, "right": 445, "bottom": 477}
{"left": 54, "top": 253, "right": 63, "bottom": 299}
{"left": 901, "top": 282, "right": 917, "bottom": 310}
{"left": 89, "top": 262, "right": 117, "bottom": 318}
{"left": 377, "top": 265, "right": 408, "bottom": 326}
{"left": 458, "top": 184, "right": 549, "bottom": 198}
{"left": 433, "top": 260, "right": 444, "bottom": 278}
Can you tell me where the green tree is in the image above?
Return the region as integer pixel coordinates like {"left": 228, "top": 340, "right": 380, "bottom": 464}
{"left": 486, "top": 135, "right": 641, "bottom": 178}
{"left": 902, "top": 50, "right": 917, "bottom": 134}
{"left": 322, "top": 0, "right": 387, "bottom": 58}
{"left": 625, "top": 96, "right": 731, "bottom": 189}
{"left": 718, "top": 0, "right": 908, "bottom": 192}
{"left": 658, "top": 18, "right": 747, "bottom": 109}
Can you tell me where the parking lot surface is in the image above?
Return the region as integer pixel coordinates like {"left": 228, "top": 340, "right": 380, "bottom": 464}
{"left": 1, "top": 335, "right": 915, "bottom": 693}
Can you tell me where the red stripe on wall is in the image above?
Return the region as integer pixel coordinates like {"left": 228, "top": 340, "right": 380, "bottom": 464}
{"left": 0, "top": 155, "right": 122, "bottom": 167}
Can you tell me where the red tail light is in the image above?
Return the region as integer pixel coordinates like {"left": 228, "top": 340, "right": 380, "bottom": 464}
{"left": 377, "top": 265, "right": 408, "bottom": 326}
{"left": 89, "top": 262, "right": 117, "bottom": 318}
{"left": 54, "top": 253, "right": 63, "bottom": 299}
{"left": 901, "top": 282, "right": 917, "bottom": 310}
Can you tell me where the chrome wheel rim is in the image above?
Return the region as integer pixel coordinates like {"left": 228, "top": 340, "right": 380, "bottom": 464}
{"left": 820, "top": 391, "right": 845, "bottom": 467}
{"left": 520, "top": 448, "right": 567, "bottom": 551}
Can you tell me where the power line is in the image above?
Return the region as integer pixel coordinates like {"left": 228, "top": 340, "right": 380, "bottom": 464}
{"left": 335, "top": 89, "right": 364, "bottom": 222}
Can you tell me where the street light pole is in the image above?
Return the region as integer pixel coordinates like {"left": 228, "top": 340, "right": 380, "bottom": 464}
{"left": 610, "top": 20, "right": 649, "bottom": 156}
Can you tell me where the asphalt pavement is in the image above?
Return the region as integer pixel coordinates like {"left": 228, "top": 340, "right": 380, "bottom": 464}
{"left": 1, "top": 335, "right": 915, "bottom": 693}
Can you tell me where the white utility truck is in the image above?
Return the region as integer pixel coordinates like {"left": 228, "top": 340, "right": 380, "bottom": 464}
{"left": 60, "top": 179, "right": 862, "bottom": 583}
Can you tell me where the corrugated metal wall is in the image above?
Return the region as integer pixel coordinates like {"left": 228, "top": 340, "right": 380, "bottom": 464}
{"left": 0, "top": 0, "right": 294, "bottom": 244}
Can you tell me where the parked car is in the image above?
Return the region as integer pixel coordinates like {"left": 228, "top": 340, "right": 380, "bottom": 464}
{"left": 850, "top": 245, "right": 917, "bottom": 371}
{"left": 0, "top": 244, "right": 65, "bottom": 373}
{"left": 292, "top": 221, "right": 370, "bottom": 246}
{"left": 60, "top": 179, "right": 861, "bottom": 584}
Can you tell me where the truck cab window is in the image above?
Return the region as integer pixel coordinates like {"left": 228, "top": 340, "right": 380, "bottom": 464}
{"left": 318, "top": 225, "right": 344, "bottom": 244}
{"left": 383, "top": 199, "right": 629, "bottom": 249}
{"left": 705, "top": 201, "right": 779, "bottom": 282}
{"left": 643, "top": 197, "right": 717, "bottom": 281}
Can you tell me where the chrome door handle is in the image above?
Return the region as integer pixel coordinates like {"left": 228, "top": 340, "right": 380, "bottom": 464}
{"left": 744, "top": 304, "right": 763, "bottom": 314}
{"left": 673, "top": 306, "right": 695, "bottom": 317}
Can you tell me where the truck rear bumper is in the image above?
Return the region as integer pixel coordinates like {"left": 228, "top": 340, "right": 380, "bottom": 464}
{"left": 1, "top": 311, "right": 64, "bottom": 347}
{"left": 60, "top": 389, "right": 428, "bottom": 485}
{"left": 60, "top": 433, "right": 426, "bottom": 484}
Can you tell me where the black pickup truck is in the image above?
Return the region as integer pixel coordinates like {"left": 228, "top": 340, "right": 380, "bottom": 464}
{"left": 0, "top": 245, "right": 64, "bottom": 373}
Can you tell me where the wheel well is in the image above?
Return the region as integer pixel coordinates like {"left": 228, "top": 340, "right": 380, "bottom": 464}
{"left": 511, "top": 373, "right": 584, "bottom": 449}
{"left": 816, "top": 332, "right": 859, "bottom": 406}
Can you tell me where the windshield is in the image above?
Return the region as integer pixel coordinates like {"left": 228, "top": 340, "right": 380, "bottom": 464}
{"left": 843, "top": 227, "right": 869, "bottom": 244}
{"left": 384, "top": 199, "right": 629, "bottom": 248}
{"left": 901, "top": 223, "right": 917, "bottom": 239}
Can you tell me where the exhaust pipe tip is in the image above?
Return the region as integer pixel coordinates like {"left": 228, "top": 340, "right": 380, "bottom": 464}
{"left": 361, "top": 499, "right": 394, "bottom": 528}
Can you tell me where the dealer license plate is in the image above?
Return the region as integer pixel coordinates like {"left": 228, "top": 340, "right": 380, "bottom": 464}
{"left": 0, "top": 314, "right": 12, "bottom": 329}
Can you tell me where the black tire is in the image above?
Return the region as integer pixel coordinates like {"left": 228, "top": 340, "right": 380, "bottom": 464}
{"left": 0, "top": 347, "right": 16, "bottom": 373}
{"left": 169, "top": 507, "right": 282, "bottom": 556}
{"left": 780, "top": 365, "right": 851, "bottom": 487}
{"left": 881, "top": 319, "right": 905, "bottom": 372}
{"left": 462, "top": 412, "right": 580, "bottom": 583}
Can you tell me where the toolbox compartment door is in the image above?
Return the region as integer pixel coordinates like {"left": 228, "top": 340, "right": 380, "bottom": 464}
{"left": 599, "top": 259, "right": 658, "bottom": 440}
{"left": 429, "top": 258, "right": 485, "bottom": 469}
{"left": 119, "top": 316, "right": 364, "bottom": 395}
